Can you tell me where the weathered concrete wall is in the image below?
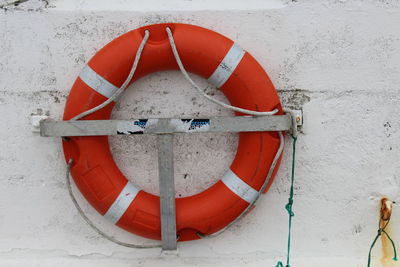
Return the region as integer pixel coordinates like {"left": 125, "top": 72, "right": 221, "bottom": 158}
{"left": 0, "top": 0, "right": 399, "bottom": 266}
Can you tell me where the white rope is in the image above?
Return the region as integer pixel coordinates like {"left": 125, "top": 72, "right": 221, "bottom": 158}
{"left": 70, "top": 30, "right": 150, "bottom": 121}
{"left": 65, "top": 159, "right": 161, "bottom": 248}
{"left": 64, "top": 27, "right": 290, "bottom": 245}
{"left": 165, "top": 27, "right": 279, "bottom": 116}
{"left": 198, "top": 131, "right": 285, "bottom": 238}
{"left": 66, "top": 30, "right": 161, "bottom": 248}
{"left": 66, "top": 134, "right": 285, "bottom": 243}
{"left": 165, "top": 26, "right": 285, "bottom": 238}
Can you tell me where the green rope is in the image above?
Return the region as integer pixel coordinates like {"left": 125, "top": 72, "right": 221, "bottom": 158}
{"left": 367, "top": 217, "right": 398, "bottom": 267}
{"left": 276, "top": 136, "right": 297, "bottom": 267}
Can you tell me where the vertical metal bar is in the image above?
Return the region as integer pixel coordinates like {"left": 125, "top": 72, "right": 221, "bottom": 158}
{"left": 157, "top": 134, "right": 177, "bottom": 250}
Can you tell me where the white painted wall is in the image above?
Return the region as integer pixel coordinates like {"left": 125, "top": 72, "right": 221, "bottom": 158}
{"left": 0, "top": 0, "right": 399, "bottom": 266}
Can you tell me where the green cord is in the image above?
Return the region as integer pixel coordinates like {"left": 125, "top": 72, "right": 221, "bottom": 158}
{"left": 276, "top": 134, "right": 399, "bottom": 267}
{"left": 367, "top": 218, "right": 398, "bottom": 267}
{"left": 276, "top": 136, "right": 297, "bottom": 267}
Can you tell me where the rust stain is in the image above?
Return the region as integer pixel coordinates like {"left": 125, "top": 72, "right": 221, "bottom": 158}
{"left": 380, "top": 198, "right": 397, "bottom": 267}
{"left": 381, "top": 198, "right": 392, "bottom": 221}
{"left": 380, "top": 221, "right": 397, "bottom": 267}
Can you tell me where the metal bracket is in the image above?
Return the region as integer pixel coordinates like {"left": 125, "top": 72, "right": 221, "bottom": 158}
{"left": 39, "top": 111, "right": 302, "bottom": 251}
{"left": 31, "top": 114, "right": 49, "bottom": 133}
{"left": 291, "top": 109, "right": 303, "bottom": 127}
{"left": 157, "top": 134, "right": 177, "bottom": 250}
{"left": 40, "top": 115, "right": 292, "bottom": 137}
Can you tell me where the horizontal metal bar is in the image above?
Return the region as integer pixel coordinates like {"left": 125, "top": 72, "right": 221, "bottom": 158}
{"left": 40, "top": 114, "right": 291, "bottom": 137}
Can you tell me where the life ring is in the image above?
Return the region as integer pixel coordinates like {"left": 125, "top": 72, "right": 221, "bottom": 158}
{"left": 62, "top": 23, "right": 283, "bottom": 241}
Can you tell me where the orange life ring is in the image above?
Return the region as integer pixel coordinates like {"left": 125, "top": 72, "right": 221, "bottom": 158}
{"left": 62, "top": 23, "right": 283, "bottom": 241}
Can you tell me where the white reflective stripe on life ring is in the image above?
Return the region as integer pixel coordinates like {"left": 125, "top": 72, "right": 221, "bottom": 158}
{"left": 221, "top": 169, "right": 258, "bottom": 203}
{"left": 207, "top": 43, "right": 245, "bottom": 88}
{"left": 79, "top": 64, "right": 119, "bottom": 99}
{"left": 104, "top": 182, "right": 140, "bottom": 224}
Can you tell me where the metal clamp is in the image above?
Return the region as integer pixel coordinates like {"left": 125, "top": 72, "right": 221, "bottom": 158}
{"left": 39, "top": 111, "right": 302, "bottom": 251}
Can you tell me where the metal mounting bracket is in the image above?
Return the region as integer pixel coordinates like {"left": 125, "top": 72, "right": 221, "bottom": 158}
{"left": 39, "top": 111, "right": 302, "bottom": 251}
